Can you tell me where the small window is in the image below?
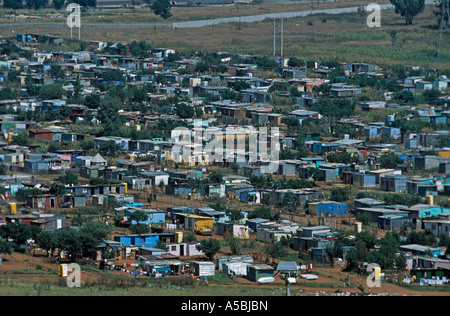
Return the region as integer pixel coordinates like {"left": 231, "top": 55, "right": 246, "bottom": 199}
{"left": 171, "top": 246, "right": 177, "bottom": 251}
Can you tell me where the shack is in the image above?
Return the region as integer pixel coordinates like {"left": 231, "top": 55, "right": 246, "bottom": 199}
{"left": 193, "top": 261, "right": 216, "bottom": 277}
{"left": 246, "top": 264, "right": 275, "bottom": 282}
{"left": 307, "top": 201, "right": 347, "bottom": 216}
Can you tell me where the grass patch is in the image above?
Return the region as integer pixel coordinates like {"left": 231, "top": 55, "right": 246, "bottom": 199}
{"left": 400, "top": 284, "right": 450, "bottom": 292}
{"left": 9, "top": 269, "right": 48, "bottom": 275}
{"left": 0, "top": 277, "right": 294, "bottom": 296}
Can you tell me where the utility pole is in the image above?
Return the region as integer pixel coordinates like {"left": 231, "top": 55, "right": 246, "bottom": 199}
{"left": 273, "top": 19, "right": 276, "bottom": 58}
{"left": 281, "top": 17, "right": 284, "bottom": 59}
{"left": 437, "top": 0, "right": 450, "bottom": 57}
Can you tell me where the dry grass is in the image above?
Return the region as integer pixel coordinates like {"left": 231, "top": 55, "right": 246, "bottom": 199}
{"left": 0, "top": 0, "right": 389, "bottom": 24}
{"left": 1, "top": 2, "right": 448, "bottom": 68}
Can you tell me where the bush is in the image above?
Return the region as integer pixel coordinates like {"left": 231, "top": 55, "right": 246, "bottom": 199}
{"left": 330, "top": 187, "right": 349, "bottom": 202}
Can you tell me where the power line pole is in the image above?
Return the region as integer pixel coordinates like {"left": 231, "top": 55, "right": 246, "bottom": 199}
{"left": 437, "top": 0, "right": 449, "bottom": 57}
{"left": 273, "top": 18, "right": 276, "bottom": 58}
{"left": 281, "top": 17, "right": 284, "bottom": 59}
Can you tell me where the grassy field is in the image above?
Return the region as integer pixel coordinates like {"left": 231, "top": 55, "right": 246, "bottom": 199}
{"left": 0, "top": 0, "right": 388, "bottom": 24}
{"left": 0, "top": 278, "right": 295, "bottom": 296}
{"left": 1, "top": 2, "right": 449, "bottom": 70}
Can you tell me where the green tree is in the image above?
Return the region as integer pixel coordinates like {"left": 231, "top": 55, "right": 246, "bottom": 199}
{"left": 130, "top": 223, "right": 150, "bottom": 234}
{"left": 99, "top": 140, "right": 122, "bottom": 156}
{"left": 39, "top": 84, "right": 65, "bottom": 100}
{"left": 248, "top": 206, "right": 280, "bottom": 221}
{"left": 129, "top": 210, "right": 149, "bottom": 224}
{"left": 326, "top": 152, "right": 360, "bottom": 164}
{"left": 0, "top": 222, "right": 32, "bottom": 245}
{"left": 0, "top": 87, "right": 18, "bottom": 100}
{"left": 208, "top": 171, "right": 223, "bottom": 184}
{"left": 36, "top": 230, "right": 57, "bottom": 257}
{"left": 326, "top": 234, "right": 351, "bottom": 261}
{"left": 371, "top": 232, "right": 401, "bottom": 269}
{"left": 312, "top": 98, "right": 355, "bottom": 118}
{"left": 330, "top": 187, "right": 349, "bottom": 202}
{"left": 49, "top": 183, "right": 66, "bottom": 196}
{"left": 79, "top": 139, "right": 96, "bottom": 151}
{"left": 344, "top": 248, "right": 360, "bottom": 272}
{"left": 283, "top": 191, "right": 300, "bottom": 212}
{"left": 84, "top": 94, "right": 101, "bottom": 109}
{"left": 13, "top": 130, "right": 31, "bottom": 147}
{"left": 196, "top": 238, "right": 221, "bottom": 261}
{"left": 146, "top": 0, "right": 172, "bottom": 19}
{"left": 233, "top": 80, "right": 251, "bottom": 92}
{"left": 406, "top": 229, "right": 437, "bottom": 246}
{"left": 394, "top": 90, "right": 415, "bottom": 103}
{"left": 79, "top": 221, "right": 109, "bottom": 257}
{"left": 308, "top": 168, "right": 325, "bottom": 181}
{"left": 287, "top": 57, "right": 303, "bottom": 68}
{"left": 26, "top": 0, "right": 48, "bottom": 9}
{"left": 53, "top": 228, "right": 83, "bottom": 259}
{"left": 71, "top": 0, "right": 96, "bottom": 7}
{"left": 195, "top": 107, "right": 204, "bottom": 118}
{"left": 102, "top": 69, "right": 125, "bottom": 82}
{"left": 421, "top": 89, "right": 441, "bottom": 103}
{"left": 380, "top": 152, "right": 403, "bottom": 169}
{"left": 3, "top": 0, "right": 24, "bottom": 9}
{"left": 226, "top": 209, "right": 244, "bottom": 222}
{"left": 227, "top": 236, "right": 242, "bottom": 255}
{"left": 53, "top": 0, "right": 64, "bottom": 9}
{"left": 98, "top": 96, "right": 123, "bottom": 136}
{"left": 175, "top": 103, "right": 194, "bottom": 119}
{"left": 49, "top": 65, "right": 64, "bottom": 79}
{"left": 390, "top": 0, "right": 425, "bottom": 25}
{"left": 268, "top": 82, "right": 290, "bottom": 93}
{"left": 182, "top": 232, "right": 197, "bottom": 243}
{"left": 263, "top": 240, "right": 287, "bottom": 261}
{"left": 282, "top": 116, "right": 300, "bottom": 128}
{"left": 0, "top": 239, "right": 14, "bottom": 255}
{"left": 355, "top": 230, "right": 378, "bottom": 249}
{"left": 15, "top": 188, "right": 43, "bottom": 201}
{"left": 165, "top": 52, "right": 181, "bottom": 63}
{"left": 56, "top": 171, "right": 79, "bottom": 185}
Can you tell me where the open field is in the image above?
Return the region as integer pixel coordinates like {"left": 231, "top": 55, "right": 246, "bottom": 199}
{"left": 0, "top": 0, "right": 390, "bottom": 24}
{"left": 0, "top": 1, "right": 449, "bottom": 70}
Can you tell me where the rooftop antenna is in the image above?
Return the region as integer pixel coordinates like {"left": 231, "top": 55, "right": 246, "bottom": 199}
{"left": 437, "top": 0, "right": 449, "bottom": 57}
